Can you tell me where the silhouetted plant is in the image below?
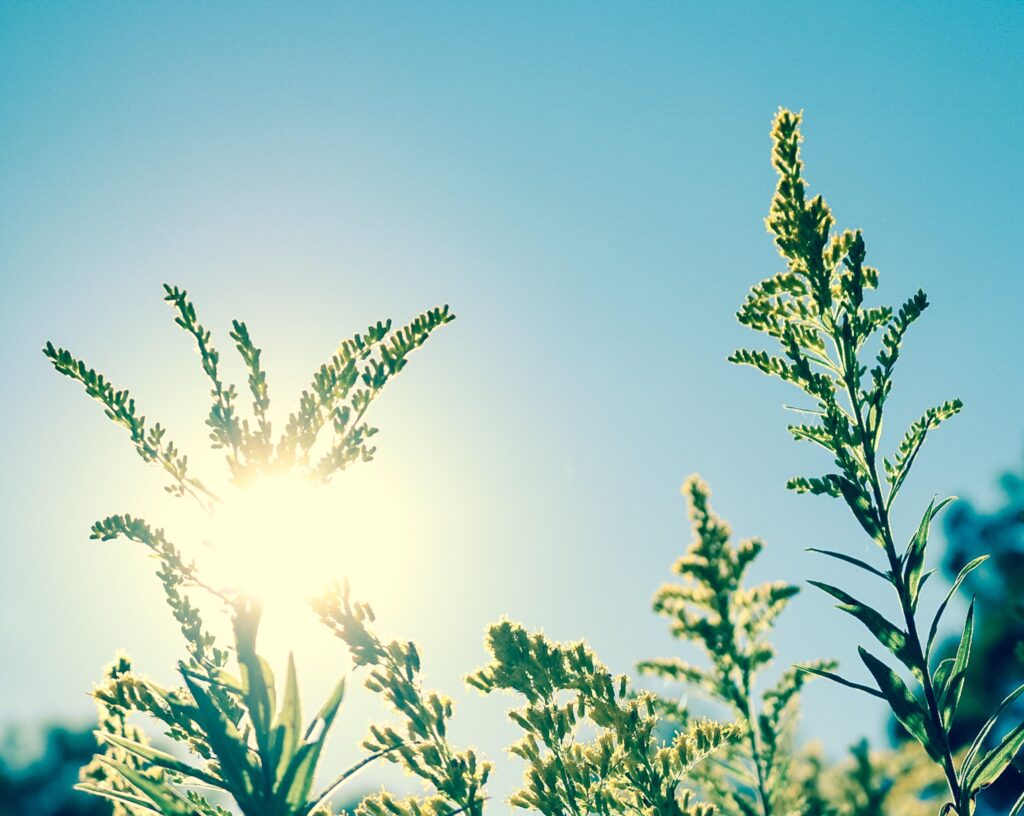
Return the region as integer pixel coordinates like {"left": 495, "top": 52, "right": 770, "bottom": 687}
{"left": 731, "top": 108, "right": 1024, "bottom": 815}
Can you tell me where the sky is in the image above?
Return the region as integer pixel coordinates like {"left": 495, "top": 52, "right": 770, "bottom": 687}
{"left": 2, "top": 0, "right": 1023, "bottom": 802}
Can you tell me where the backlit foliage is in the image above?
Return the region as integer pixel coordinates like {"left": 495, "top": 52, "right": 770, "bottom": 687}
{"left": 44, "top": 284, "right": 454, "bottom": 504}
{"left": 939, "top": 455, "right": 1024, "bottom": 809}
{"left": 467, "top": 620, "right": 737, "bottom": 816}
{"left": 639, "top": 477, "right": 834, "bottom": 816}
{"left": 46, "top": 285, "right": 467, "bottom": 816}
{"left": 731, "top": 108, "right": 1024, "bottom": 815}
{"left": 314, "top": 582, "right": 492, "bottom": 816}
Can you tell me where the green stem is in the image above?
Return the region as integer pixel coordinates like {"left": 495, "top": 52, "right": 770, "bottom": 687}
{"left": 738, "top": 675, "right": 772, "bottom": 816}
{"left": 835, "top": 323, "right": 964, "bottom": 812}
{"left": 871, "top": 478, "right": 965, "bottom": 811}
{"left": 308, "top": 746, "right": 401, "bottom": 812}
{"left": 713, "top": 560, "right": 772, "bottom": 816}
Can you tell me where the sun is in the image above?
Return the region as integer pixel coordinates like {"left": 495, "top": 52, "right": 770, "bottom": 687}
{"left": 201, "top": 470, "right": 344, "bottom": 606}
{"left": 175, "top": 464, "right": 423, "bottom": 659}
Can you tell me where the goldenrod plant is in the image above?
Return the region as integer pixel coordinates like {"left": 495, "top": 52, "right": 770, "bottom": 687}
{"left": 638, "top": 476, "right": 834, "bottom": 816}
{"left": 45, "top": 284, "right": 454, "bottom": 502}
{"left": 467, "top": 620, "right": 737, "bottom": 816}
{"left": 731, "top": 109, "right": 1024, "bottom": 815}
{"left": 313, "top": 582, "right": 492, "bottom": 816}
{"left": 45, "top": 286, "right": 469, "bottom": 816}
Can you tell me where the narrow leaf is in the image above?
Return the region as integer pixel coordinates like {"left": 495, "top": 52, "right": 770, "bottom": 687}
{"left": 932, "top": 658, "right": 954, "bottom": 699}
{"left": 272, "top": 652, "right": 302, "bottom": 782}
{"left": 180, "top": 671, "right": 255, "bottom": 800}
{"left": 809, "top": 581, "right": 916, "bottom": 676}
{"left": 836, "top": 477, "right": 883, "bottom": 543}
{"left": 75, "top": 783, "right": 162, "bottom": 814}
{"left": 926, "top": 555, "right": 988, "bottom": 659}
{"left": 94, "top": 756, "right": 194, "bottom": 815}
{"left": 903, "top": 498, "right": 948, "bottom": 609}
{"left": 277, "top": 675, "right": 346, "bottom": 807}
{"left": 963, "top": 681, "right": 1024, "bottom": 777}
{"left": 796, "top": 664, "right": 884, "bottom": 699}
{"left": 806, "top": 547, "right": 889, "bottom": 581}
{"left": 940, "top": 599, "right": 974, "bottom": 730}
{"left": 97, "top": 732, "right": 223, "bottom": 788}
{"left": 858, "top": 648, "right": 939, "bottom": 760}
{"left": 967, "top": 720, "right": 1024, "bottom": 794}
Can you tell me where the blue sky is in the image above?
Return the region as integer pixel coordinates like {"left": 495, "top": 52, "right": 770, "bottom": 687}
{"left": 2, "top": 0, "right": 1022, "bottom": 799}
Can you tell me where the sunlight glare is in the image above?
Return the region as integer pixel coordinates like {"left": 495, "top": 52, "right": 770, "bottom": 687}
{"left": 203, "top": 471, "right": 342, "bottom": 606}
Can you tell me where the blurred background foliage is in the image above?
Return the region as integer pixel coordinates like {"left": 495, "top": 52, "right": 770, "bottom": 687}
{"left": 941, "top": 453, "right": 1024, "bottom": 754}
{"left": 0, "top": 724, "right": 105, "bottom": 816}
{"left": 935, "top": 450, "right": 1024, "bottom": 811}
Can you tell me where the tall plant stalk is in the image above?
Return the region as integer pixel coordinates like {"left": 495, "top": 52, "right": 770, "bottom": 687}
{"left": 732, "top": 108, "right": 1024, "bottom": 816}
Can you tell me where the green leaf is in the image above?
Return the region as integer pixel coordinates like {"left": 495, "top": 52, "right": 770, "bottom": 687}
{"left": 94, "top": 756, "right": 194, "bottom": 815}
{"left": 926, "top": 555, "right": 988, "bottom": 659}
{"left": 97, "top": 732, "right": 223, "bottom": 788}
{"left": 963, "top": 681, "right": 1024, "bottom": 778}
{"left": 858, "top": 648, "right": 939, "bottom": 760}
{"left": 966, "top": 719, "right": 1024, "bottom": 794}
{"left": 806, "top": 547, "right": 889, "bottom": 581}
{"left": 278, "top": 675, "right": 346, "bottom": 808}
{"left": 74, "top": 783, "right": 162, "bottom": 814}
{"left": 916, "top": 568, "right": 937, "bottom": 601}
{"left": 181, "top": 671, "right": 256, "bottom": 802}
{"left": 835, "top": 477, "right": 883, "bottom": 543}
{"left": 932, "top": 658, "right": 954, "bottom": 700}
{"left": 232, "top": 603, "right": 278, "bottom": 796}
{"left": 939, "top": 599, "right": 974, "bottom": 730}
{"left": 808, "top": 581, "right": 916, "bottom": 677}
{"left": 795, "top": 664, "right": 884, "bottom": 699}
{"left": 903, "top": 498, "right": 954, "bottom": 610}
{"left": 271, "top": 652, "right": 303, "bottom": 782}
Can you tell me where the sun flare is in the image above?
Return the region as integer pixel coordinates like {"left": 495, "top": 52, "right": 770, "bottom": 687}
{"left": 201, "top": 471, "right": 343, "bottom": 606}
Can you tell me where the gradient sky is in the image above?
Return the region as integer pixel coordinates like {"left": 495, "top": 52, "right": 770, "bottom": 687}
{"left": 2, "top": 0, "right": 1023, "bottom": 801}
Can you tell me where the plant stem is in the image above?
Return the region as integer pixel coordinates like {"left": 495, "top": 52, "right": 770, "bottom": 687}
{"left": 871, "top": 476, "right": 965, "bottom": 811}
{"left": 308, "top": 746, "right": 401, "bottom": 811}
{"left": 739, "top": 676, "right": 772, "bottom": 816}
{"left": 836, "top": 325, "right": 965, "bottom": 812}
